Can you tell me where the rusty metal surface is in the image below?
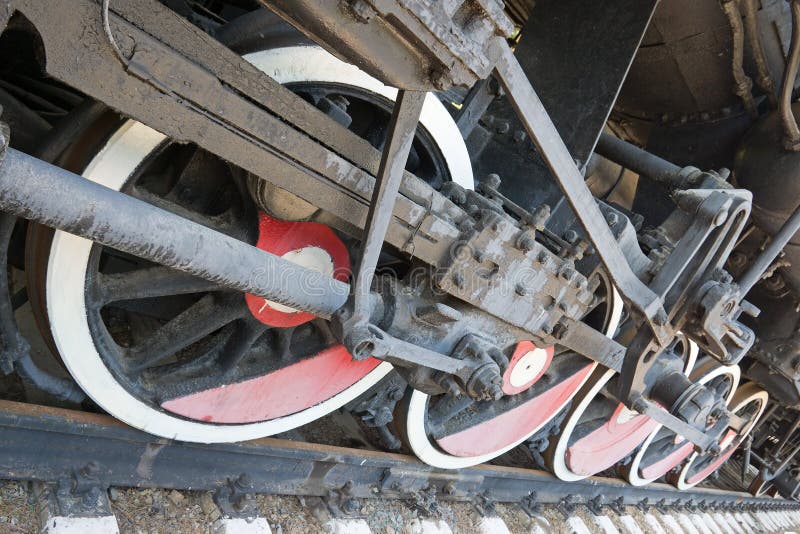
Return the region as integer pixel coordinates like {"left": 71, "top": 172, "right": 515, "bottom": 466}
{"left": 10, "top": 0, "right": 463, "bottom": 270}
{"left": 263, "top": 0, "right": 513, "bottom": 90}
{"left": 0, "top": 398, "right": 783, "bottom": 507}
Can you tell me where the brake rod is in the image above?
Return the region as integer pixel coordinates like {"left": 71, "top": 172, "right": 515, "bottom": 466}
{"left": 739, "top": 203, "right": 800, "bottom": 295}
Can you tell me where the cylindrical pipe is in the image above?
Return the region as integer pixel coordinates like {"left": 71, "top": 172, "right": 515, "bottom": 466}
{"left": 15, "top": 353, "right": 86, "bottom": 404}
{"left": 0, "top": 148, "right": 350, "bottom": 318}
{"left": 780, "top": 0, "right": 800, "bottom": 150}
{"left": 742, "top": 0, "right": 777, "bottom": 108}
{"left": 720, "top": 0, "right": 758, "bottom": 119}
{"left": 595, "top": 133, "right": 688, "bottom": 187}
{"left": 739, "top": 202, "right": 800, "bottom": 295}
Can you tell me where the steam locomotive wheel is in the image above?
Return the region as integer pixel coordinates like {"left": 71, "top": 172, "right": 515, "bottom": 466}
{"left": 401, "top": 284, "right": 623, "bottom": 469}
{"left": 545, "top": 334, "right": 698, "bottom": 482}
{"left": 30, "top": 46, "right": 472, "bottom": 442}
{"left": 624, "top": 359, "right": 741, "bottom": 486}
{"left": 671, "top": 382, "right": 768, "bottom": 490}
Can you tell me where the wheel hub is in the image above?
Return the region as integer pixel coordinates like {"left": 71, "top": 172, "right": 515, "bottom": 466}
{"left": 502, "top": 341, "right": 553, "bottom": 395}
{"left": 245, "top": 212, "right": 350, "bottom": 327}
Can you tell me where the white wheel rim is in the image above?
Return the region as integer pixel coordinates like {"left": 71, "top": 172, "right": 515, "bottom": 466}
{"left": 45, "top": 45, "right": 472, "bottom": 443}
{"left": 627, "top": 361, "right": 741, "bottom": 487}
{"left": 675, "top": 383, "right": 768, "bottom": 490}
{"left": 406, "top": 288, "right": 624, "bottom": 469}
{"left": 245, "top": 46, "right": 474, "bottom": 190}
{"left": 551, "top": 335, "right": 699, "bottom": 482}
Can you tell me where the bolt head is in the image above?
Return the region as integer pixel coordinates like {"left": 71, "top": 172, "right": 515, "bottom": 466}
{"left": 563, "top": 230, "right": 579, "bottom": 244}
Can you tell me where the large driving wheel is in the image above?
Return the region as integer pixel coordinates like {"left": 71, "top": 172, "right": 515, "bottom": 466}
{"left": 28, "top": 45, "right": 472, "bottom": 442}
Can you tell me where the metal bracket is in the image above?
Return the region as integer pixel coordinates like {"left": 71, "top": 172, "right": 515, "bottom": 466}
{"left": 35, "top": 463, "right": 112, "bottom": 519}
{"left": 472, "top": 492, "right": 497, "bottom": 518}
{"left": 586, "top": 495, "right": 605, "bottom": 516}
{"left": 380, "top": 467, "right": 429, "bottom": 494}
{"left": 519, "top": 492, "right": 542, "bottom": 518}
{"left": 322, "top": 481, "right": 360, "bottom": 517}
{"left": 213, "top": 474, "right": 256, "bottom": 518}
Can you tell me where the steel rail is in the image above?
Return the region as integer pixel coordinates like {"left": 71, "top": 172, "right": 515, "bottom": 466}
{"left": 0, "top": 399, "right": 792, "bottom": 510}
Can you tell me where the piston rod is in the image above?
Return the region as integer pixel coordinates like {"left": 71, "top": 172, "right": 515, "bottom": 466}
{"left": 595, "top": 133, "right": 692, "bottom": 187}
{"left": 739, "top": 202, "right": 800, "bottom": 295}
{"left": 0, "top": 147, "right": 350, "bottom": 318}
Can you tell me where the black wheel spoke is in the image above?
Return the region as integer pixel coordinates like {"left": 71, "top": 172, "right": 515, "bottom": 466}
{"left": 311, "top": 318, "right": 338, "bottom": 346}
{"left": 166, "top": 146, "right": 232, "bottom": 211}
{"left": 274, "top": 327, "right": 295, "bottom": 362}
{"left": 220, "top": 317, "right": 269, "bottom": 373}
{"left": 95, "top": 267, "right": 224, "bottom": 305}
{"left": 131, "top": 187, "right": 245, "bottom": 239}
{"left": 126, "top": 294, "right": 247, "bottom": 372}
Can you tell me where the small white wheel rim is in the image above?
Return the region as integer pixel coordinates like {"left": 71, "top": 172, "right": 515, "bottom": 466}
{"left": 45, "top": 46, "right": 471, "bottom": 443}
{"left": 627, "top": 361, "right": 741, "bottom": 487}
{"left": 406, "top": 288, "right": 624, "bottom": 469}
{"left": 552, "top": 335, "right": 699, "bottom": 482}
{"left": 675, "top": 383, "right": 768, "bottom": 490}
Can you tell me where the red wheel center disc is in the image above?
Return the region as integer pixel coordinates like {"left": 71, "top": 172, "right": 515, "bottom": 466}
{"left": 566, "top": 402, "right": 659, "bottom": 476}
{"left": 244, "top": 212, "right": 351, "bottom": 328}
{"left": 640, "top": 441, "right": 694, "bottom": 480}
{"left": 502, "top": 341, "right": 553, "bottom": 395}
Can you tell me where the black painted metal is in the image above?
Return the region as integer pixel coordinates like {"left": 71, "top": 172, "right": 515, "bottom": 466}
{"left": 489, "top": 0, "right": 658, "bottom": 227}
{"left": 595, "top": 133, "right": 691, "bottom": 188}
{"left": 0, "top": 400, "right": 790, "bottom": 508}
{"left": 514, "top": 0, "right": 658, "bottom": 168}
{"left": 740, "top": 203, "right": 800, "bottom": 295}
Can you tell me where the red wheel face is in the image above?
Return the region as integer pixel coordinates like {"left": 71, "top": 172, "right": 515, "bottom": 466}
{"left": 159, "top": 211, "right": 381, "bottom": 424}
{"left": 674, "top": 383, "right": 768, "bottom": 490}
{"left": 627, "top": 361, "right": 740, "bottom": 487}
{"left": 638, "top": 440, "right": 694, "bottom": 480}
{"left": 683, "top": 429, "right": 738, "bottom": 485}
{"left": 565, "top": 403, "right": 660, "bottom": 476}
{"left": 550, "top": 336, "right": 698, "bottom": 482}
{"left": 161, "top": 345, "right": 380, "bottom": 423}
{"left": 548, "top": 368, "right": 659, "bottom": 480}
{"left": 435, "top": 361, "right": 593, "bottom": 457}
{"left": 244, "top": 213, "right": 351, "bottom": 328}
{"left": 405, "top": 272, "right": 622, "bottom": 469}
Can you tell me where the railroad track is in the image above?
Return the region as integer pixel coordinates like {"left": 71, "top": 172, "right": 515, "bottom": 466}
{"left": 2, "top": 2, "right": 800, "bottom": 532}
{"left": 0, "top": 399, "right": 797, "bottom": 533}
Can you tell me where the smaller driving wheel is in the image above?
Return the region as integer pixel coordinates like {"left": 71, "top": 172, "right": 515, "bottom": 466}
{"left": 545, "top": 334, "right": 697, "bottom": 482}
{"left": 624, "top": 358, "right": 741, "bottom": 486}
{"left": 671, "top": 382, "right": 768, "bottom": 490}
{"left": 400, "top": 280, "right": 623, "bottom": 469}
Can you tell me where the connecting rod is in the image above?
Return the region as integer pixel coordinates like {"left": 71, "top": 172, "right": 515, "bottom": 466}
{"left": 0, "top": 146, "right": 350, "bottom": 319}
